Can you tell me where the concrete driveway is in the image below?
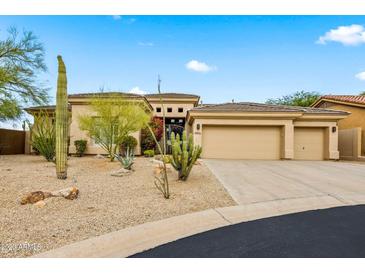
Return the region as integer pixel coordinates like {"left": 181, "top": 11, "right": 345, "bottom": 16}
{"left": 204, "top": 160, "right": 365, "bottom": 205}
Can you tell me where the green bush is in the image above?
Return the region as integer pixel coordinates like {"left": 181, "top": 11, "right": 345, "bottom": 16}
{"left": 74, "top": 139, "right": 87, "bottom": 157}
{"left": 120, "top": 135, "right": 138, "bottom": 154}
{"left": 143, "top": 149, "right": 155, "bottom": 157}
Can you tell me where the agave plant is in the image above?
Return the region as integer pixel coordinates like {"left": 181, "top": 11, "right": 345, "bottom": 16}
{"left": 115, "top": 147, "right": 135, "bottom": 170}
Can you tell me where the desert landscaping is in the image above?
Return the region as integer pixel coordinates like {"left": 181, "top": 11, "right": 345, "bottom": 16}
{"left": 0, "top": 154, "right": 235, "bottom": 257}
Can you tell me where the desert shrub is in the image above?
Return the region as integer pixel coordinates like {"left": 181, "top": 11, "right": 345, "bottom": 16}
{"left": 120, "top": 135, "right": 137, "bottom": 154}
{"left": 143, "top": 149, "right": 155, "bottom": 157}
{"left": 115, "top": 147, "right": 135, "bottom": 170}
{"left": 28, "top": 110, "right": 55, "bottom": 162}
{"left": 170, "top": 130, "right": 202, "bottom": 181}
{"left": 74, "top": 139, "right": 87, "bottom": 157}
{"left": 141, "top": 117, "right": 163, "bottom": 152}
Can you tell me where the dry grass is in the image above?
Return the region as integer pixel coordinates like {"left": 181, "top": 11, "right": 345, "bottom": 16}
{"left": 0, "top": 155, "right": 235, "bottom": 257}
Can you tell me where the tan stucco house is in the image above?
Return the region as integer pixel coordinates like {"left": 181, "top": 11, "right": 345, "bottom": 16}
{"left": 312, "top": 95, "right": 365, "bottom": 158}
{"left": 26, "top": 92, "right": 349, "bottom": 160}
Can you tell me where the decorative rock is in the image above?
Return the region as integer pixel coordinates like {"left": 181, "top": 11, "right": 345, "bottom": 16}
{"left": 20, "top": 191, "right": 53, "bottom": 205}
{"left": 152, "top": 159, "right": 164, "bottom": 166}
{"left": 51, "top": 186, "right": 79, "bottom": 200}
{"left": 34, "top": 200, "right": 46, "bottom": 208}
{"left": 94, "top": 154, "right": 105, "bottom": 159}
{"left": 110, "top": 168, "right": 132, "bottom": 177}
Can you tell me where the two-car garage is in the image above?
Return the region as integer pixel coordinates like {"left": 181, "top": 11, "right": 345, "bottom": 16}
{"left": 201, "top": 125, "right": 325, "bottom": 160}
{"left": 188, "top": 102, "right": 348, "bottom": 161}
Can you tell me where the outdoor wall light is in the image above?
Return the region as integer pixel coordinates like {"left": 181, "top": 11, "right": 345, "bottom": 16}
{"left": 196, "top": 124, "right": 200, "bottom": 130}
{"left": 332, "top": 126, "right": 337, "bottom": 133}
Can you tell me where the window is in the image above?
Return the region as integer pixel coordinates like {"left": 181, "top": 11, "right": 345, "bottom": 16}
{"left": 178, "top": 107, "right": 183, "bottom": 113}
{"left": 167, "top": 107, "right": 172, "bottom": 113}
{"left": 156, "top": 107, "right": 161, "bottom": 113}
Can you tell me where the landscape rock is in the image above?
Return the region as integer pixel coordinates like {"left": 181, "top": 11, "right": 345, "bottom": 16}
{"left": 152, "top": 159, "right": 164, "bottom": 166}
{"left": 20, "top": 191, "right": 53, "bottom": 205}
{"left": 110, "top": 168, "right": 132, "bottom": 177}
{"left": 34, "top": 200, "right": 46, "bottom": 208}
{"left": 51, "top": 186, "right": 79, "bottom": 200}
{"left": 94, "top": 154, "right": 105, "bottom": 159}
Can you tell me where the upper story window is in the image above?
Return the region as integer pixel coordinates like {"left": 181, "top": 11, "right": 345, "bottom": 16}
{"left": 167, "top": 107, "right": 172, "bottom": 113}
{"left": 156, "top": 107, "right": 161, "bottom": 113}
{"left": 178, "top": 107, "right": 184, "bottom": 113}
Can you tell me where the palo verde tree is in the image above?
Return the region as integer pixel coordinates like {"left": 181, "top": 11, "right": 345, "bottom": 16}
{"left": 78, "top": 95, "right": 150, "bottom": 161}
{"left": 266, "top": 90, "right": 321, "bottom": 107}
{"left": 0, "top": 27, "right": 49, "bottom": 122}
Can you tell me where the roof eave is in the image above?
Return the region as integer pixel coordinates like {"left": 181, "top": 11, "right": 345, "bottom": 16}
{"left": 312, "top": 98, "right": 365, "bottom": 108}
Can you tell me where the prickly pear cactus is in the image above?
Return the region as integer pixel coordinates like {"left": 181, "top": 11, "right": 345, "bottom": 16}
{"left": 170, "top": 130, "right": 202, "bottom": 181}
{"left": 55, "top": 55, "right": 68, "bottom": 179}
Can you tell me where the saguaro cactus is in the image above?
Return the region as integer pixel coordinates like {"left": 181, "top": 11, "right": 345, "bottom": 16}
{"left": 55, "top": 55, "right": 68, "bottom": 179}
{"left": 170, "top": 130, "right": 202, "bottom": 181}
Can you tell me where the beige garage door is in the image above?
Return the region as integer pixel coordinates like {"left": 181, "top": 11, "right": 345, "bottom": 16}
{"left": 202, "top": 125, "right": 281, "bottom": 160}
{"left": 294, "top": 127, "right": 324, "bottom": 160}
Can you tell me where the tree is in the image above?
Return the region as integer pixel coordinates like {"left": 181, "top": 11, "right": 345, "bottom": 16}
{"left": 266, "top": 91, "right": 321, "bottom": 107}
{"left": 0, "top": 27, "right": 49, "bottom": 122}
{"left": 78, "top": 95, "right": 150, "bottom": 161}
{"left": 360, "top": 91, "right": 365, "bottom": 96}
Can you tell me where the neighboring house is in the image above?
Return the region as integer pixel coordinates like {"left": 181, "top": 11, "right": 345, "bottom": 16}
{"left": 312, "top": 95, "right": 365, "bottom": 159}
{"left": 26, "top": 92, "right": 348, "bottom": 160}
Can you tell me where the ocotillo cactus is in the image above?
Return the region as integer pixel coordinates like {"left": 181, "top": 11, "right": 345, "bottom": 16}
{"left": 55, "top": 55, "right": 68, "bottom": 179}
{"left": 170, "top": 130, "right": 202, "bottom": 181}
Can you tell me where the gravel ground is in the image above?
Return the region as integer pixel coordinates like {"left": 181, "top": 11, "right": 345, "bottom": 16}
{"left": 0, "top": 155, "right": 235, "bottom": 257}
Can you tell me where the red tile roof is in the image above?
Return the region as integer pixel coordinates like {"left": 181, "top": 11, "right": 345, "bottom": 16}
{"left": 315, "top": 95, "right": 365, "bottom": 106}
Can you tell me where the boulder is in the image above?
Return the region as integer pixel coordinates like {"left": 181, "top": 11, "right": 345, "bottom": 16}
{"left": 110, "top": 168, "right": 132, "bottom": 177}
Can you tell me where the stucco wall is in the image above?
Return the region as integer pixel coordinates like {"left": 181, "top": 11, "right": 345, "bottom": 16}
{"left": 69, "top": 104, "right": 141, "bottom": 155}
{"left": 149, "top": 102, "right": 195, "bottom": 118}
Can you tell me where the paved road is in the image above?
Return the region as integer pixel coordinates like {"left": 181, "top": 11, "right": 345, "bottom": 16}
{"left": 131, "top": 205, "right": 365, "bottom": 258}
{"left": 204, "top": 160, "right": 365, "bottom": 205}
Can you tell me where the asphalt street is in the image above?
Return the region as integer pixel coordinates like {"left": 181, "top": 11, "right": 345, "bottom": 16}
{"left": 131, "top": 205, "right": 365, "bottom": 258}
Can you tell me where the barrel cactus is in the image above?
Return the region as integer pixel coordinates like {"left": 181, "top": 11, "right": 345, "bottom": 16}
{"left": 55, "top": 55, "right": 68, "bottom": 179}
{"left": 170, "top": 131, "right": 202, "bottom": 181}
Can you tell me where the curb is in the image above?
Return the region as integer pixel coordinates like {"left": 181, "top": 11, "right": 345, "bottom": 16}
{"left": 33, "top": 195, "right": 350, "bottom": 258}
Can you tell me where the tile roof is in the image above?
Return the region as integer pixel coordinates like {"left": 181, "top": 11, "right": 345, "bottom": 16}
{"left": 315, "top": 95, "right": 365, "bottom": 106}
{"left": 24, "top": 105, "right": 71, "bottom": 113}
{"left": 145, "top": 92, "right": 199, "bottom": 99}
{"left": 68, "top": 92, "right": 143, "bottom": 98}
{"left": 191, "top": 102, "right": 348, "bottom": 115}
